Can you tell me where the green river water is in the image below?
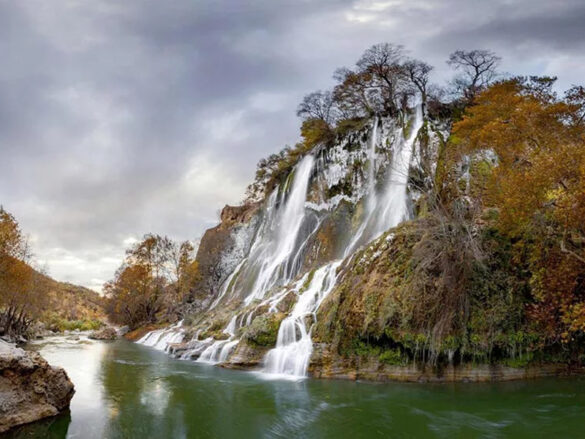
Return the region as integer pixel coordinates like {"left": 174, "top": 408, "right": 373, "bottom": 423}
{"left": 2, "top": 335, "right": 585, "bottom": 438}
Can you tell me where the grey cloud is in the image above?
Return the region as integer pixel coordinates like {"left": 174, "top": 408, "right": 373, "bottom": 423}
{"left": 1, "top": 0, "right": 584, "bottom": 290}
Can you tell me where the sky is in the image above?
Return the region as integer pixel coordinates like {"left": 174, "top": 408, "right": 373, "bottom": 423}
{"left": 1, "top": 0, "right": 585, "bottom": 292}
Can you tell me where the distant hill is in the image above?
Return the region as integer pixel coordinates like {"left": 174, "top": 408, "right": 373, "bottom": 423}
{"left": 38, "top": 273, "right": 105, "bottom": 323}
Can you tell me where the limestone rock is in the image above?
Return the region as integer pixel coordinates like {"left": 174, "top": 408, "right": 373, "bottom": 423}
{"left": 0, "top": 340, "right": 74, "bottom": 433}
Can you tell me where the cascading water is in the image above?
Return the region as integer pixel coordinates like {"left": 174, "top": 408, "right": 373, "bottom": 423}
{"left": 373, "top": 105, "right": 422, "bottom": 235}
{"left": 344, "top": 117, "right": 380, "bottom": 256}
{"left": 196, "top": 316, "right": 240, "bottom": 364}
{"left": 137, "top": 321, "right": 184, "bottom": 351}
{"left": 209, "top": 258, "right": 247, "bottom": 310}
{"left": 240, "top": 154, "right": 317, "bottom": 305}
{"left": 344, "top": 106, "right": 422, "bottom": 256}
{"left": 263, "top": 261, "right": 341, "bottom": 378}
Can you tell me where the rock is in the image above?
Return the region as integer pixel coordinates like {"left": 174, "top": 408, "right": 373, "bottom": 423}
{"left": 0, "top": 340, "right": 74, "bottom": 433}
{"left": 116, "top": 326, "right": 130, "bottom": 337}
{"left": 88, "top": 327, "right": 117, "bottom": 340}
{"left": 242, "top": 313, "right": 285, "bottom": 347}
{"left": 223, "top": 341, "right": 270, "bottom": 369}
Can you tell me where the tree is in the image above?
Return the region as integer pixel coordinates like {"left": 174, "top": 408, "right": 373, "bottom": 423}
{"left": 105, "top": 234, "right": 198, "bottom": 328}
{"left": 565, "top": 85, "right": 585, "bottom": 127}
{"left": 403, "top": 58, "right": 433, "bottom": 110}
{"left": 0, "top": 207, "right": 41, "bottom": 338}
{"left": 451, "top": 77, "right": 585, "bottom": 341}
{"left": 332, "top": 67, "right": 378, "bottom": 117}
{"left": 296, "top": 90, "right": 338, "bottom": 125}
{"left": 356, "top": 43, "right": 407, "bottom": 114}
{"left": 447, "top": 49, "right": 501, "bottom": 101}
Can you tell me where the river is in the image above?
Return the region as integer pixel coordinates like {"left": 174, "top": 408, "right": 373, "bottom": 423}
{"left": 2, "top": 335, "right": 585, "bottom": 438}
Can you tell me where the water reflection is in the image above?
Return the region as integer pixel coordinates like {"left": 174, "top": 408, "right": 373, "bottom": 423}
{"left": 3, "top": 337, "right": 585, "bottom": 438}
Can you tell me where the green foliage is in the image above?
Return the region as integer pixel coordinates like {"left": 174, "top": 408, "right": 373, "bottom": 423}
{"left": 45, "top": 313, "right": 104, "bottom": 332}
{"left": 379, "top": 348, "right": 406, "bottom": 366}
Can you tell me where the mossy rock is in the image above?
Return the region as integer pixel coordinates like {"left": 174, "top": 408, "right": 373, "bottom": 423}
{"left": 243, "top": 313, "right": 286, "bottom": 347}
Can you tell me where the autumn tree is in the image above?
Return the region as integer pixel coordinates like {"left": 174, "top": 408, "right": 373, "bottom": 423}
{"left": 105, "top": 234, "right": 198, "bottom": 328}
{"left": 0, "top": 207, "right": 44, "bottom": 338}
{"left": 451, "top": 77, "right": 585, "bottom": 341}
{"left": 447, "top": 49, "right": 500, "bottom": 101}
{"left": 332, "top": 67, "right": 378, "bottom": 118}
{"left": 356, "top": 43, "right": 408, "bottom": 114}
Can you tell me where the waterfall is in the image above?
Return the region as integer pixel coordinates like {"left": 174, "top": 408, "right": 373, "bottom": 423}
{"left": 373, "top": 105, "right": 422, "bottom": 236}
{"left": 344, "top": 106, "right": 422, "bottom": 256}
{"left": 196, "top": 315, "right": 240, "bottom": 364}
{"left": 242, "top": 154, "right": 316, "bottom": 305}
{"left": 263, "top": 261, "right": 341, "bottom": 378}
{"left": 209, "top": 258, "right": 247, "bottom": 310}
{"left": 137, "top": 321, "right": 184, "bottom": 352}
{"left": 344, "top": 117, "right": 380, "bottom": 256}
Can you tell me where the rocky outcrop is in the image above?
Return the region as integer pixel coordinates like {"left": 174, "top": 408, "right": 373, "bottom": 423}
{"left": 222, "top": 341, "right": 270, "bottom": 370}
{"left": 191, "top": 203, "right": 261, "bottom": 307}
{"left": 0, "top": 340, "right": 74, "bottom": 433}
{"left": 88, "top": 327, "right": 117, "bottom": 340}
{"left": 219, "top": 203, "right": 261, "bottom": 227}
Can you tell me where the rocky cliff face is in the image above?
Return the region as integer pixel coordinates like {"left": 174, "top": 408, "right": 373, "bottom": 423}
{"left": 138, "top": 107, "right": 472, "bottom": 380}
{"left": 0, "top": 340, "right": 74, "bottom": 433}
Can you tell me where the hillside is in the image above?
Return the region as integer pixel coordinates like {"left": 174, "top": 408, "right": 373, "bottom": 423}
{"left": 0, "top": 208, "right": 105, "bottom": 339}
{"left": 114, "top": 44, "right": 585, "bottom": 382}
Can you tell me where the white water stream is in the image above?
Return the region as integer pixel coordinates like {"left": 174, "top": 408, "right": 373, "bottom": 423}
{"left": 263, "top": 261, "right": 341, "bottom": 378}
{"left": 243, "top": 154, "right": 316, "bottom": 305}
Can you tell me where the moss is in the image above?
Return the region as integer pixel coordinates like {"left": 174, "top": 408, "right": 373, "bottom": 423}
{"left": 500, "top": 353, "right": 533, "bottom": 368}
{"left": 200, "top": 329, "right": 230, "bottom": 340}
{"left": 243, "top": 313, "right": 286, "bottom": 347}
{"left": 301, "top": 269, "right": 316, "bottom": 292}
{"left": 335, "top": 117, "right": 368, "bottom": 139}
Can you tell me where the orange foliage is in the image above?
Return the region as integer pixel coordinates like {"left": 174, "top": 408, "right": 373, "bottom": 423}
{"left": 452, "top": 78, "right": 585, "bottom": 340}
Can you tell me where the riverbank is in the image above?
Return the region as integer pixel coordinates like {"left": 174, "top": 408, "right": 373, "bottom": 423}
{"left": 4, "top": 335, "right": 585, "bottom": 438}
{"left": 134, "top": 325, "right": 585, "bottom": 383}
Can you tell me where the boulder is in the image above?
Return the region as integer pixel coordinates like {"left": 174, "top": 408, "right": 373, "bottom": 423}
{"left": 88, "top": 327, "right": 117, "bottom": 340}
{"left": 0, "top": 340, "right": 74, "bottom": 433}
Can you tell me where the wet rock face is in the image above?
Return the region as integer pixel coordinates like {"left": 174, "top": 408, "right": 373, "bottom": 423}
{"left": 0, "top": 340, "right": 74, "bottom": 433}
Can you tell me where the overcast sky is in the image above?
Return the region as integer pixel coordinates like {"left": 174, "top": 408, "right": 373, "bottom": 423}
{"left": 1, "top": 0, "right": 584, "bottom": 292}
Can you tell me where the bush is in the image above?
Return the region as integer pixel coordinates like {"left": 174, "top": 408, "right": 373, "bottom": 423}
{"left": 379, "top": 348, "right": 406, "bottom": 366}
{"left": 45, "top": 314, "right": 104, "bottom": 332}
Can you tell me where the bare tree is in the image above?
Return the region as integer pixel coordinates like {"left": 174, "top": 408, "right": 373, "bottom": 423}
{"left": 447, "top": 49, "right": 501, "bottom": 101}
{"left": 404, "top": 58, "right": 433, "bottom": 110}
{"left": 296, "top": 90, "right": 337, "bottom": 124}
{"left": 356, "top": 43, "right": 407, "bottom": 114}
